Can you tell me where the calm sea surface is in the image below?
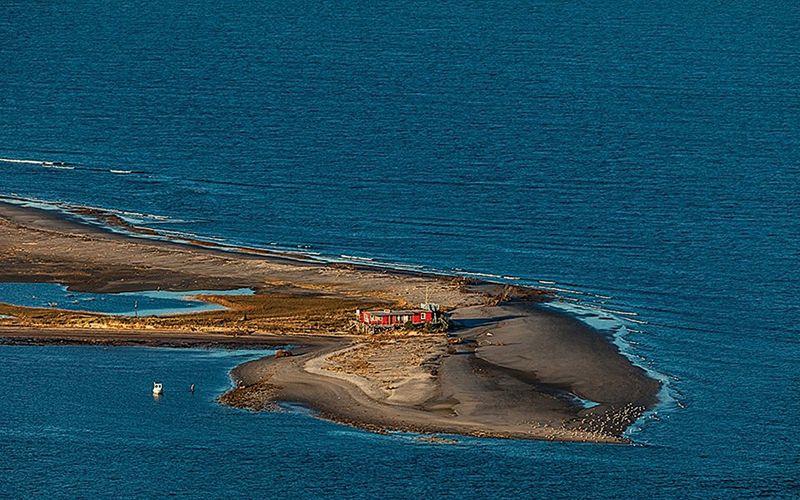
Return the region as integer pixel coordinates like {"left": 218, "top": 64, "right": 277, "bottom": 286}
{"left": 1, "top": 1, "right": 799, "bottom": 497}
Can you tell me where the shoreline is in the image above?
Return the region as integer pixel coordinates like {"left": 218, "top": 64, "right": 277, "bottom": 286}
{"left": 0, "top": 193, "right": 497, "bottom": 286}
{"left": 0, "top": 199, "right": 661, "bottom": 443}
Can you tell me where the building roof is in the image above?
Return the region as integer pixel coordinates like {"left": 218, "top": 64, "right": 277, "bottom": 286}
{"left": 364, "top": 309, "right": 429, "bottom": 317}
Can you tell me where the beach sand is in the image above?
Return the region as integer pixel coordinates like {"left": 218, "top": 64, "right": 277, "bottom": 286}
{"left": 0, "top": 200, "right": 659, "bottom": 443}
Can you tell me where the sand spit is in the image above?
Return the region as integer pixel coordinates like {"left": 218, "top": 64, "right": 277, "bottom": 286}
{"left": 0, "top": 200, "right": 659, "bottom": 443}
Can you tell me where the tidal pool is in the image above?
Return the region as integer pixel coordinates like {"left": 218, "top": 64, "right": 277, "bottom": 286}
{"left": 0, "top": 282, "right": 253, "bottom": 316}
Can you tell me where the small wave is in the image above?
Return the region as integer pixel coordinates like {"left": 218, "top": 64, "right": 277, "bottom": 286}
{"left": 0, "top": 157, "right": 45, "bottom": 165}
{"left": 0, "top": 156, "right": 150, "bottom": 177}
{"left": 341, "top": 255, "right": 374, "bottom": 262}
{"left": 538, "top": 285, "right": 614, "bottom": 301}
{"left": 42, "top": 162, "right": 75, "bottom": 170}
{"left": 0, "top": 157, "right": 77, "bottom": 170}
{"left": 600, "top": 308, "right": 639, "bottom": 317}
{"left": 0, "top": 195, "right": 186, "bottom": 232}
{"left": 113, "top": 210, "right": 170, "bottom": 222}
{"left": 620, "top": 316, "right": 649, "bottom": 325}
{"left": 459, "top": 271, "right": 504, "bottom": 279}
{"left": 156, "top": 229, "right": 211, "bottom": 240}
{"left": 539, "top": 286, "right": 586, "bottom": 295}
{"left": 334, "top": 255, "right": 426, "bottom": 271}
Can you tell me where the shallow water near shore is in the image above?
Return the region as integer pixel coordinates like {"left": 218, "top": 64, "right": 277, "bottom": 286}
{"left": 0, "top": 282, "right": 253, "bottom": 316}
{"left": 0, "top": 345, "right": 736, "bottom": 497}
{"left": 1, "top": 0, "right": 799, "bottom": 496}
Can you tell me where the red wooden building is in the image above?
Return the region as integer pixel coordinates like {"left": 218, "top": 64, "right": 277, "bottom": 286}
{"left": 355, "top": 303, "right": 443, "bottom": 332}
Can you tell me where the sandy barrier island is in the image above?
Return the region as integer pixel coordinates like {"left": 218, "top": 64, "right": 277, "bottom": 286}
{"left": 0, "top": 200, "right": 660, "bottom": 443}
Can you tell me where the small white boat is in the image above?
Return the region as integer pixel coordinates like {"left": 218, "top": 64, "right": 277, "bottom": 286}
{"left": 152, "top": 382, "right": 163, "bottom": 396}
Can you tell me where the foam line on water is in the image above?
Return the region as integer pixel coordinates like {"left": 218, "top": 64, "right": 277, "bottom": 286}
{"left": 0, "top": 157, "right": 47, "bottom": 165}
{"left": 0, "top": 194, "right": 175, "bottom": 223}
{"left": 0, "top": 196, "right": 256, "bottom": 261}
{"left": 42, "top": 166, "right": 75, "bottom": 171}
{"left": 1, "top": 156, "right": 157, "bottom": 180}
{"left": 0, "top": 194, "right": 559, "bottom": 287}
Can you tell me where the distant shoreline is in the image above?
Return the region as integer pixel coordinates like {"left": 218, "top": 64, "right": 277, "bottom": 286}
{"left": 0, "top": 193, "right": 485, "bottom": 285}
{"left": 0, "top": 200, "right": 660, "bottom": 443}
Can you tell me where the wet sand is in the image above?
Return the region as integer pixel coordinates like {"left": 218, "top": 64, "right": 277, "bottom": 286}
{"left": 223, "top": 303, "right": 658, "bottom": 442}
{"left": 0, "top": 200, "right": 660, "bottom": 443}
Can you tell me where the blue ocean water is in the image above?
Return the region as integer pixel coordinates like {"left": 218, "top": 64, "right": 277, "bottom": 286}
{"left": 0, "top": 346, "right": 676, "bottom": 498}
{"left": 1, "top": 1, "right": 798, "bottom": 497}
